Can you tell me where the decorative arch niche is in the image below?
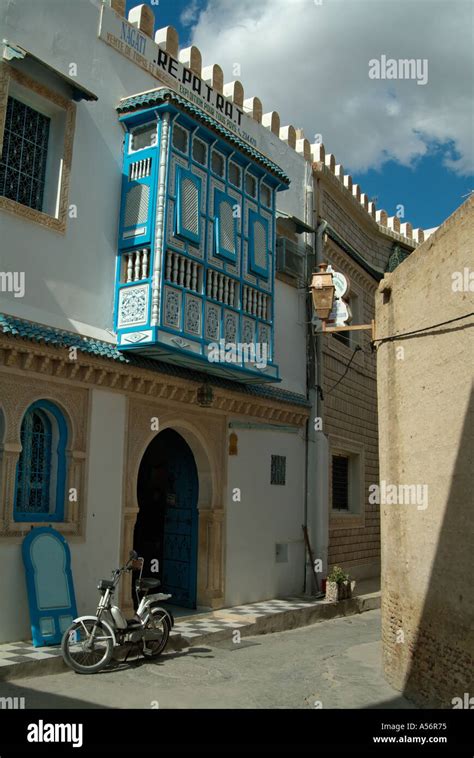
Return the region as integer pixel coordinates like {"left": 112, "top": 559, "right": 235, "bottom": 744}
{"left": 0, "top": 374, "right": 89, "bottom": 539}
{"left": 120, "top": 398, "right": 226, "bottom": 611}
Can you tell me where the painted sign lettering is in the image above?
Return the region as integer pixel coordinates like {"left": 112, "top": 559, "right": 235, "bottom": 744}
{"left": 98, "top": 5, "right": 261, "bottom": 152}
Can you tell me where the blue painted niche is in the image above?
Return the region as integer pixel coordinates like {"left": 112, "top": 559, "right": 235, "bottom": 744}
{"left": 22, "top": 526, "right": 77, "bottom": 647}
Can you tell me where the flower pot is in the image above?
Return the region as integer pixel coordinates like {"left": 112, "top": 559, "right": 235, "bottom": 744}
{"left": 326, "top": 579, "right": 352, "bottom": 602}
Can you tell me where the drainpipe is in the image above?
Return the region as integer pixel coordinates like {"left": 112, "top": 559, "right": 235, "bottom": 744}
{"left": 303, "top": 166, "right": 329, "bottom": 594}
{"left": 303, "top": 165, "right": 314, "bottom": 593}
{"left": 311, "top": 216, "right": 329, "bottom": 585}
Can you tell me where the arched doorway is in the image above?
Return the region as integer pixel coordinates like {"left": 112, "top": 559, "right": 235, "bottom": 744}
{"left": 134, "top": 429, "right": 199, "bottom": 608}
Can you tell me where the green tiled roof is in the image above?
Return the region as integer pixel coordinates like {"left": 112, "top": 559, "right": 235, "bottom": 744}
{"left": 0, "top": 313, "right": 310, "bottom": 408}
{"left": 117, "top": 88, "right": 290, "bottom": 185}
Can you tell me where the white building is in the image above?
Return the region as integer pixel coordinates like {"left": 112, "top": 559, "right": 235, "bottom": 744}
{"left": 0, "top": 0, "right": 312, "bottom": 644}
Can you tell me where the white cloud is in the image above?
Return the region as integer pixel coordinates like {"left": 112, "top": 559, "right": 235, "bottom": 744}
{"left": 180, "top": 0, "right": 201, "bottom": 28}
{"left": 190, "top": 0, "right": 474, "bottom": 176}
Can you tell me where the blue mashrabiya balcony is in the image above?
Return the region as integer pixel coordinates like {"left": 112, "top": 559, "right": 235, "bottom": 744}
{"left": 114, "top": 88, "right": 290, "bottom": 384}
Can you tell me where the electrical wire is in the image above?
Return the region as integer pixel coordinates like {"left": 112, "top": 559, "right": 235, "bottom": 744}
{"left": 325, "top": 345, "right": 362, "bottom": 395}
{"left": 372, "top": 311, "right": 474, "bottom": 345}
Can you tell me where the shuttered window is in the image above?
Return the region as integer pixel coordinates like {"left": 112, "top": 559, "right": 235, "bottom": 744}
{"left": 248, "top": 210, "right": 269, "bottom": 278}
{"left": 176, "top": 167, "right": 201, "bottom": 244}
{"left": 214, "top": 189, "right": 237, "bottom": 262}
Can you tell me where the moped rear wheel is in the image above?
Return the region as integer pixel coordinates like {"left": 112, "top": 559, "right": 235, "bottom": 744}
{"left": 141, "top": 608, "right": 170, "bottom": 658}
{"left": 61, "top": 619, "right": 114, "bottom": 674}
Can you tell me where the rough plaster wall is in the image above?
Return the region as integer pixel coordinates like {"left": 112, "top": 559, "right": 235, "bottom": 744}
{"left": 376, "top": 196, "right": 474, "bottom": 707}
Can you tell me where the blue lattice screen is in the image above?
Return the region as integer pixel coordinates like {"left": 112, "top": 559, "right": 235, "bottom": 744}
{"left": 16, "top": 410, "right": 52, "bottom": 515}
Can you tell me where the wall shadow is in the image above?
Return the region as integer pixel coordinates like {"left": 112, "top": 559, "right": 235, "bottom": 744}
{"left": 402, "top": 385, "right": 474, "bottom": 707}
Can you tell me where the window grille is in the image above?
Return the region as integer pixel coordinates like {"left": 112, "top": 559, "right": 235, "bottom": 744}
{"left": 332, "top": 455, "right": 349, "bottom": 510}
{"left": 192, "top": 138, "right": 207, "bottom": 166}
{"left": 181, "top": 177, "right": 199, "bottom": 235}
{"left": 245, "top": 174, "right": 257, "bottom": 198}
{"left": 249, "top": 211, "right": 269, "bottom": 278}
{"left": 124, "top": 183, "right": 150, "bottom": 227}
{"left": 211, "top": 150, "right": 224, "bottom": 176}
{"left": 15, "top": 410, "right": 52, "bottom": 515}
{"left": 253, "top": 220, "right": 267, "bottom": 269}
{"left": 0, "top": 96, "right": 50, "bottom": 211}
{"left": 229, "top": 162, "right": 241, "bottom": 188}
{"left": 261, "top": 184, "right": 272, "bottom": 208}
{"left": 130, "top": 123, "right": 157, "bottom": 152}
{"left": 219, "top": 200, "right": 235, "bottom": 254}
{"left": 271, "top": 455, "right": 286, "bottom": 485}
{"left": 173, "top": 124, "right": 188, "bottom": 153}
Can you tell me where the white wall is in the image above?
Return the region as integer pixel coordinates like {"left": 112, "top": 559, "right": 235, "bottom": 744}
{"left": 225, "top": 427, "right": 306, "bottom": 606}
{"left": 70, "top": 388, "right": 126, "bottom": 615}
{"left": 273, "top": 279, "right": 307, "bottom": 395}
{"left": 0, "top": 388, "right": 126, "bottom": 643}
{"left": 0, "top": 0, "right": 160, "bottom": 340}
{"left": 0, "top": 1, "right": 309, "bottom": 367}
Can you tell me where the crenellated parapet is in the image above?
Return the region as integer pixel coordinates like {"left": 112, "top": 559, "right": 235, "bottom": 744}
{"left": 311, "top": 140, "right": 423, "bottom": 246}
{"left": 111, "top": 3, "right": 424, "bottom": 246}
{"left": 154, "top": 26, "right": 179, "bottom": 57}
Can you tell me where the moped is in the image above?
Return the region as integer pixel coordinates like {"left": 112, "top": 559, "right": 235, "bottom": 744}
{"left": 61, "top": 550, "right": 174, "bottom": 674}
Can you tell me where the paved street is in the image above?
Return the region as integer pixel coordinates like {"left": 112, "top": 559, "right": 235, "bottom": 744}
{"left": 2, "top": 610, "right": 415, "bottom": 709}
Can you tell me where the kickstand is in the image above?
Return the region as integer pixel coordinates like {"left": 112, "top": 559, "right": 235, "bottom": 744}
{"left": 123, "top": 642, "right": 143, "bottom": 665}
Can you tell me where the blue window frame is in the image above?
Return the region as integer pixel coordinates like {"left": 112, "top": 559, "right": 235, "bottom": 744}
{"left": 248, "top": 210, "right": 270, "bottom": 279}
{"left": 214, "top": 189, "right": 238, "bottom": 263}
{"left": 175, "top": 166, "right": 201, "bottom": 244}
{"left": 14, "top": 401, "right": 68, "bottom": 522}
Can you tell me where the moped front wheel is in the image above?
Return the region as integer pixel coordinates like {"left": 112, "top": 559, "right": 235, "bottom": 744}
{"left": 141, "top": 608, "right": 170, "bottom": 659}
{"left": 61, "top": 619, "right": 114, "bottom": 674}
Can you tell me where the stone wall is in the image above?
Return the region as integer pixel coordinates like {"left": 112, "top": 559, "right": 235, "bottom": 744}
{"left": 375, "top": 196, "right": 474, "bottom": 707}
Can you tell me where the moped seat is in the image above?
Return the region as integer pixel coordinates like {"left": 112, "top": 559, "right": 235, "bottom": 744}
{"left": 136, "top": 577, "right": 161, "bottom": 590}
{"left": 126, "top": 618, "right": 142, "bottom": 628}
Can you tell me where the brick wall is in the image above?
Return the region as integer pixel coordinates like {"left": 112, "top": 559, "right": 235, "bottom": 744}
{"left": 320, "top": 181, "right": 397, "bottom": 580}
{"left": 321, "top": 190, "right": 394, "bottom": 270}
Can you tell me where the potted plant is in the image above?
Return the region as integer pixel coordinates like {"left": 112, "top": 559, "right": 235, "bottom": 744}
{"left": 325, "top": 565, "right": 353, "bottom": 602}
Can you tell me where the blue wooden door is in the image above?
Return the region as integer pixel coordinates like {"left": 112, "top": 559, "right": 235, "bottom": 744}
{"left": 161, "top": 433, "right": 199, "bottom": 608}
{"left": 22, "top": 527, "right": 77, "bottom": 646}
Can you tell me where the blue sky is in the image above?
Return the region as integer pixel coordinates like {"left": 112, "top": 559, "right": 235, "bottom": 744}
{"left": 126, "top": 0, "right": 473, "bottom": 230}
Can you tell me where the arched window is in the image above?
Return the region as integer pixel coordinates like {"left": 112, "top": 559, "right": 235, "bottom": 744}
{"left": 14, "top": 401, "right": 68, "bottom": 522}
